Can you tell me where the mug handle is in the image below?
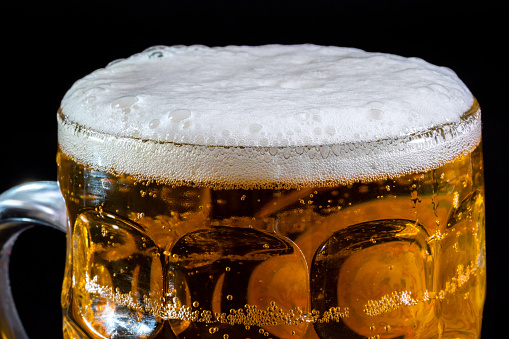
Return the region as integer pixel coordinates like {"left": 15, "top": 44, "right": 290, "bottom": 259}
{"left": 0, "top": 181, "right": 67, "bottom": 339}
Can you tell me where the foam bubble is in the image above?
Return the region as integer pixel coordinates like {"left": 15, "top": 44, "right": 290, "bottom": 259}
{"left": 111, "top": 96, "right": 139, "bottom": 109}
{"left": 168, "top": 109, "right": 192, "bottom": 123}
{"left": 149, "top": 119, "right": 160, "bottom": 129}
{"left": 58, "top": 44, "right": 480, "bottom": 187}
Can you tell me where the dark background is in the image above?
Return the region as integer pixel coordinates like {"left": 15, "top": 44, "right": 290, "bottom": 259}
{"left": 1, "top": 0, "right": 507, "bottom": 338}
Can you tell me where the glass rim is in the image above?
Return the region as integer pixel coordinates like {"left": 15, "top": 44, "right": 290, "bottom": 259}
{"left": 58, "top": 98, "right": 480, "bottom": 150}
{"left": 57, "top": 99, "right": 481, "bottom": 189}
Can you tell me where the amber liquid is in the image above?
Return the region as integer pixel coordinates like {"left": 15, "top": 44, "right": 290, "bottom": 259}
{"left": 57, "top": 143, "right": 485, "bottom": 339}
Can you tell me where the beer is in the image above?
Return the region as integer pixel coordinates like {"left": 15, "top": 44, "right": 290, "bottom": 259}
{"left": 57, "top": 45, "right": 485, "bottom": 338}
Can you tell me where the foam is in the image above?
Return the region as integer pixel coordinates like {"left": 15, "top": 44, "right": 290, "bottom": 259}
{"left": 58, "top": 45, "right": 481, "bottom": 188}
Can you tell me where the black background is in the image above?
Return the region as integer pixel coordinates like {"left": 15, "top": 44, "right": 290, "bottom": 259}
{"left": 2, "top": 1, "right": 507, "bottom": 338}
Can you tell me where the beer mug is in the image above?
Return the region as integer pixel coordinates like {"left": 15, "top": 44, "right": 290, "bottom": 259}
{"left": 0, "top": 45, "right": 486, "bottom": 338}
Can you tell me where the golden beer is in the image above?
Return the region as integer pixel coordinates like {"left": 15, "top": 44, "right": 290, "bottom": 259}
{"left": 56, "top": 45, "right": 486, "bottom": 338}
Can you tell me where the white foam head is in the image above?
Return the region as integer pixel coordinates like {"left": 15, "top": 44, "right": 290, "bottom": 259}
{"left": 58, "top": 44, "right": 480, "bottom": 188}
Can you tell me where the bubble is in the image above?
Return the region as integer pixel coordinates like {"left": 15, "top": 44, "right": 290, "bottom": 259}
{"left": 149, "top": 119, "right": 160, "bottom": 129}
{"left": 111, "top": 96, "right": 139, "bottom": 109}
{"left": 320, "top": 145, "right": 330, "bottom": 158}
{"left": 249, "top": 123, "right": 263, "bottom": 133}
{"left": 130, "top": 129, "right": 140, "bottom": 138}
{"left": 259, "top": 138, "right": 269, "bottom": 146}
{"left": 325, "top": 125, "right": 336, "bottom": 136}
{"left": 148, "top": 51, "right": 164, "bottom": 59}
{"left": 168, "top": 109, "right": 192, "bottom": 123}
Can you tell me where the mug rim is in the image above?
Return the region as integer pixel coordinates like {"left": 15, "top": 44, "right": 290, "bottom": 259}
{"left": 56, "top": 99, "right": 481, "bottom": 189}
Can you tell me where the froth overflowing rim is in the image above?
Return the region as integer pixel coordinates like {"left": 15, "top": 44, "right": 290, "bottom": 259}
{"left": 57, "top": 100, "right": 481, "bottom": 189}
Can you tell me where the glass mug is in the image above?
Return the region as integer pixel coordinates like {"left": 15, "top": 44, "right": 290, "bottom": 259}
{"left": 0, "top": 45, "right": 486, "bottom": 339}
